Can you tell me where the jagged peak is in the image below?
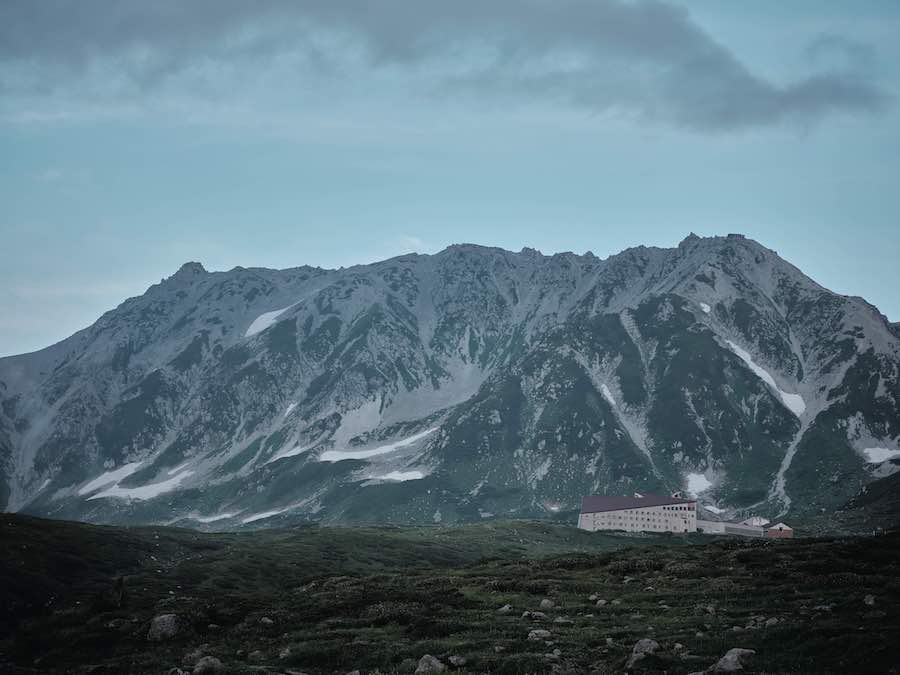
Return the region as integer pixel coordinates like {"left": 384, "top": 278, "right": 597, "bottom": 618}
{"left": 173, "top": 261, "right": 207, "bottom": 277}
{"left": 679, "top": 232, "right": 702, "bottom": 248}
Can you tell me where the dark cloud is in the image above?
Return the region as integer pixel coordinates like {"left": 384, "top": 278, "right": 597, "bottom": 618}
{"left": 0, "top": 0, "right": 890, "bottom": 130}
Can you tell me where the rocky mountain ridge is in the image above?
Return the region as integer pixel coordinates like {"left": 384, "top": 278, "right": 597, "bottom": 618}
{"left": 1, "top": 233, "right": 897, "bottom": 527}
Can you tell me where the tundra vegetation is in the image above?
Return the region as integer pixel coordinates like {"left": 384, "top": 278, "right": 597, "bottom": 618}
{"left": 2, "top": 514, "right": 898, "bottom": 674}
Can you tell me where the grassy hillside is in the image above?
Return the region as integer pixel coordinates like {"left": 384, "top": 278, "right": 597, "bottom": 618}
{"left": 1, "top": 515, "right": 898, "bottom": 674}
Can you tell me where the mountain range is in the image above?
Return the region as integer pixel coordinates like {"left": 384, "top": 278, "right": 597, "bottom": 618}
{"left": 1, "top": 233, "right": 898, "bottom": 528}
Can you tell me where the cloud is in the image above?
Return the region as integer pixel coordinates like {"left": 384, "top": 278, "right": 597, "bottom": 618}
{"left": 397, "top": 234, "right": 430, "bottom": 253}
{"left": 0, "top": 0, "right": 890, "bottom": 131}
{"left": 805, "top": 33, "right": 877, "bottom": 74}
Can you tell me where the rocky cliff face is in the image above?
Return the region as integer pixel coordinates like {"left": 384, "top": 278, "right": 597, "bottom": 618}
{"left": 1, "top": 234, "right": 897, "bottom": 527}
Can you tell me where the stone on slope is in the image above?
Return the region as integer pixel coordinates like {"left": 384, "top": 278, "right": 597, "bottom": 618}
{"left": 192, "top": 656, "right": 224, "bottom": 674}
{"left": 711, "top": 648, "right": 756, "bottom": 672}
{"left": 148, "top": 614, "right": 180, "bottom": 641}
{"left": 626, "top": 638, "right": 660, "bottom": 669}
{"left": 415, "top": 655, "right": 447, "bottom": 673}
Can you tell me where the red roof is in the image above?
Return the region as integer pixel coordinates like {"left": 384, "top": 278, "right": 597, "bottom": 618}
{"left": 580, "top": 494, "right": 696, "bottom": 514}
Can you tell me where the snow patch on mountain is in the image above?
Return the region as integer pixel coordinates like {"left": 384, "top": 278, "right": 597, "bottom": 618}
{"left": 370, "top": 469, "right": 426, "bottom": 482}
{"left": 266, "top": 443, "right": 315, "bottom": 465}
{"left": 319, "top": 427, "right": 437, "bottom": 462}
{"left": 699, "top": 302, "right": 711, "bottom": 314}
{"left": 242, "top": 507, "right": 291, "bottom": 524}
{"left": 78, "top": 462, "right": 143, "bottom": 496}
{"left": 87, "top": 469, "right": 194, "bottom": 501}
{"left": 192, "top": 511, "right": 243, "bottom": 523}
{"left": 863, "top": 448, "right": 900, "bottom": 463}
{"left": 726, "top": 340, "right": 806, "bottom": 416}
{"left": 245, "top": 302, "right": 299, "bottom": 337}
{"left": 167, "top": 462, "right": 192, "bottom": 476}
{"left": 600, "top": 384, "right": 616, "bottom": 407}
{"left": 284, "top": 403, "right": 296, "bottom": 418}
{"left": 686, "top": 472, "right": 712, "bottom": 495}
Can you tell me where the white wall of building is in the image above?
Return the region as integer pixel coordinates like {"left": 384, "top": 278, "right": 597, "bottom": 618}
{"left": 697, "top": 519, "right": 766, "bottom": 537}
{"left": 578, "top": 503, "right": 696, "bottom": 533}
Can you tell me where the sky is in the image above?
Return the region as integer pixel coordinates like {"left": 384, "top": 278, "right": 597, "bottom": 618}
{"left": 1, "top": 0, "right": 899, "bottom": 357}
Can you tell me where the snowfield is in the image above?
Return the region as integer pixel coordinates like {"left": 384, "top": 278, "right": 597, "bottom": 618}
{"left": 686, "top": 472, "right": 712, "bottom": 495}
{"left": 266, "top": 443, "right": 314, "bottom": 465}
{"left": 78, "top": 462, "right": 143, "bottom": 496}
{"left": 245, "top": 302, "right": 298, "bottom": 337}
{"left": 726, "top": 340, "right": 806, "bottom": 416}
{"left": 241, "top": 507, "right": 291, "bottom": 524}
{"left": 87, "top": 470, "right": 194, "bottom": 501}
{"left": 319, "top": 428, "right": 437, "bottom": 462}
{"left": 192, "top": 511, "right": 243, "bottom": 523}
{"left": 863, "top": 448, "right": 900, "bottom": 463}
{"left": 600, "top": 384, "right": 616, "bottom": 407}
{"left": 370, "top": 470, "right": 426, "bottom": 481}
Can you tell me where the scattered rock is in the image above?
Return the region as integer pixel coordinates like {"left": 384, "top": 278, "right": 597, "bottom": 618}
{"left": 864, "top": 594, "right": 876, "bottom": 606}
{"left": 596, "top": 599, "right": 608, "bottom": 607}
{"left": 493, "top": 646, "right": 506, "bottom": 653}
{"left": 248, "top": 650, "right": 264, "bottom": 662}
{"left": 415, "top": 654, "right": 447, "bottom": 673}
{"left": 764, "top": 617, "right": 778, "bottom": 628}
{"left": 106, "top": 618, "right": 131, "bottom": 632}
{"left": 673, "top": 643, "right": 685, "bottom": 653}
{"left": 193, "top": 656, "right": 224, "bottom": 674}
{"left": 540, "top": 598, "right": 555, "bottom": 610}
{"left": 588, "top": 594, "right": 599, "bottom": 601}
{"left": 522, "top": 611, "right": 547, "bottom": 620}
{"left": 553, "top": 617, "right": 574, "bottom": 625}
{"left": 148, "top": 614, "right": 180, "bottom": 642}
{"left": 711, "top": 648, "right": 755, "bottom": 672}
{"left": 528, "top": 629, "right": 552, "bottom": 641}
{"left": 448, "top": 655, "right": 467, "bottom": 667}
{"left": 611, "top": 599, "right": 621, "bottom": 606}
{"left": 730, "top": 626, "right": 744, "bottom": 632}
{"left": 496, "top": 604, "right": 513, "bottom": 615}
{"left": 183, "top": 646, "right": 208, "bottom": 666}
{"left": 167, "top": 669, "right": 188, "bottom": 675}
{"left": 345, "top": 671, "right": 361, "bottom": 675}
{"left": 605, "top": 638, "right": 614, "bottom": 646}
{"left": 626, "top": 639, "right": 659, "bottom": 669}
{"left": 260, "top": 616, "right": 274, "bottom": 625}
{"left": 279, "top": 647, "right": 292, "bottom": 660}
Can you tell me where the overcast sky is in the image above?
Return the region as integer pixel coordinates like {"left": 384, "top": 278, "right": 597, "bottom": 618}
{"left": 2, "top": 0, "right": 899, "bottom": 356}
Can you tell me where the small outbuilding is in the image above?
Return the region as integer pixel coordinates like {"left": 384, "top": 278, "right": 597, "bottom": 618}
{"left": 765, "top": 522, "right": 794, "bottom": 538}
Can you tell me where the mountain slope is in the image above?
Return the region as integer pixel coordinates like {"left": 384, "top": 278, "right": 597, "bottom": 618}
{"left": 1, "top": 234, "right": 897, "bottom": 527}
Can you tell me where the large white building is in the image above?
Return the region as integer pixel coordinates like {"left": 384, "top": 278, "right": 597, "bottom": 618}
{"left": 578, "top": 493, "right": 697, "bottom": 533}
